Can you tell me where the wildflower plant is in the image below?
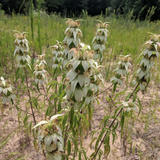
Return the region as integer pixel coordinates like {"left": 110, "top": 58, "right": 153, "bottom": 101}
{"left": 33, "top": 114, "right": 64, "bottom": 160}
{"left": 62, "top": 19, "right": 82, "bottom": 68}
{"left": 14, "top": 31, "right": 31, "bottom": 69}
{"left": 133, "top": 33, "right": 160, "bottom": 91}
{"left": 33, "top": 54, "right": 48, "bottom": 85}
{"left": 92, "top": 20, "right": 109, "bottom": 62}
{"left": 110, "top": 55, "right": 131, "bottom": 91}
{"left": 66, "top": 43, "right": 103, "bottom": 109}
{"left": 0, "top": 77, "right": 16, "bottom": 104}
{"left": 51, "top": 40, "right": 64, "bottom": 70}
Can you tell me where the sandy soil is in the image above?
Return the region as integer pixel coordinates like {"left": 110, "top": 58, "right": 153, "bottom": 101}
{"left": 1, "top": 78, "right": 160, "bottom": 160}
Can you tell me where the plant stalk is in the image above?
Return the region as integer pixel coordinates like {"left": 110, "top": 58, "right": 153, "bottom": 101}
{"left": 91, "top": 84, "right": 139, "bottom": 159}
{"left": 24, "top": 69, "right": 36, "bottom": 125}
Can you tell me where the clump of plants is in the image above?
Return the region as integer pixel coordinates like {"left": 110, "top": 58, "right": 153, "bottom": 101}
{"left": 51, "top": 40, "right": 64, "bottom": 70}
{"left": 62, "top": 19, "right": 82, "bottom": 68}
{"left": 66, "top": 43, "right": 103, "bottom": 109}
{"left": 133, "top": 33, "right": 160, "bottom": 91}
{"left": 14, "top": 31, "right": 31, "bottom": 69}
{"left": 110, "top": 55, "right": 131, "bottom": 90}
{"left": 92, "top": 21, "right": 109, "bottom": 62}
{"left": 0, "top": 77, "right": 16, "bottom": 104}
{"left": 33, "top": 54, "right": 48, "bottom": 85}
{"left": 33, "top": 114, "right": 64, "bottom": 160}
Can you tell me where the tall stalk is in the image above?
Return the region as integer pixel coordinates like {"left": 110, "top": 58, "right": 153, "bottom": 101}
{"left": 30, "top": 0, "right": 35, "bottom": 58}
{"left": 24, "top": 69, "right": 36, "bottom": 125}
{"left": 38, "top": 0, "right": 42, "bottom": 54}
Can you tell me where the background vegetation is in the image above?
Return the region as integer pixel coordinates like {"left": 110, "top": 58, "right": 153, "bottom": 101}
{"left": 1, "top": 0, "right": 160, "bottom": 20}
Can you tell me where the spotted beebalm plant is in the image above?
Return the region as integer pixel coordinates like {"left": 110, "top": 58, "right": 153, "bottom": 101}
{"left": 14, "top": 31, "right": 31, "bottom": 68}
{"left": 51, "top": 40, "right": 64, "bottom": 70}
{"left": 92, "top": 20, "right": 109, "bottom": 62}
{"left": 62, "top": 19, "right": 82, "bottom": 68}
{"left": 0, "top": 77, "right": 16, "bottom": 104}
{"left": 33, "top": 114, "right": 64, "bottom": 160}
{"left": 66, "top": 43, "right": 103, "bottom": 109}
{"left": 133, "top": 33, "right": 160, "bottom": 91}
{"left": 33, "top": 54, "right": 48, "bottom": 85}
{"left": 111, "top": 55, "right": 131, "bottom": 86}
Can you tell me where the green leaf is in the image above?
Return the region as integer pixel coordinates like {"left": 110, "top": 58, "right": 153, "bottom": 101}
{"left": 46, "top": 143, "right": 57, "bottom": 152}
{"left": 47, "top": 81, "right": 58, "bottom": 86}
{"left": 112, "top": 122, "right": 118, "bottom": 130}
{"left": 114, "top": 91, "right": 125, "bottom": 101}
{"left": 67, "top": 70, "right": 78, "bottom": 82}
{"left": 104, "top": 134, "right": 110, "bottom": 156}
{"left": 82, "top": 150, "right": 87, "bottom": 160}
{"left": 113, "top": 83, "right": 117, "bottom": 93}
{"left": 114, "top": 106, "right": 124, "bottom": 116}
{"left": 75, "top": 89, "right": 83, "bottom": 102}
{"left": 78, "top": 74, "right": 85, "bottom": 87}
{"left": 78, "top": 113, "right": 89, "bottom": 126}
{"left": 58, "top": 103, "right": 62, "bottom": 112}
{"left": 137, "top": 98, "right": 142, "bottom": 116}
{"left": 67, "top": 140, "right": 71, "bottom": 156}
{"left": 89, "top": 137, "right": 97, "bottom": 149}
{"left": 85, "top": 97, "right": 91, "bottom": 105}
{"left": 23, "top": 115, "right": 29, "bottom": 125}
{"left": 62, "top": 114, "right": 68, "bottom": 128}
{"left": 138, "top": 71, "right": 145, "bottom": 79}
{"left": 78, "top": 151, "right": 81, "bottom": 160}
{"left": 44, "top": 134, "right": 56, "bottom": 146}
{"left": 82, "top": 61, "right": 89, "bottom": 71}
{"left": 112, "top": 130, "right": 117, "bottom": 144}
{"left": 100, "top": 115, "right": 111, "bottom": 127}
{"left": 67, "top": 38, "right": 73, "bottom": 46}
{"left": 73, "top": 60, "right": 80, "bottom": 70}
{"left": 148, "top": 51, "right": 153, "bottom": 57}
{"left": 71, "top": 78, "right": 78, "bottom": 92}
{"left": 120, "top": 114, "right": 125, "bottom": 137}
{"left": 70, "top": 107, "right": 74, "bottom": 127}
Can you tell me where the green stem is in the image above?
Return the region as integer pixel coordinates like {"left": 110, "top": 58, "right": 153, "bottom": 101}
{"left": 24, "top": 69, "right": 36, "bottom": 125}
{"left": 91, "top": 84, "right": 139, "bottom": 160}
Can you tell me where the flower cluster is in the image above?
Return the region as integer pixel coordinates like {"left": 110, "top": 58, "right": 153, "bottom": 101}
{"left": 51, "top": 40, "right": 64, "bottom": 70}
{"left": 92, "top": 21, "right": 109, "bottom": 62}
{"left": 0, "top": 77, "right": 16, "bottom": 104}
{"left": 33, "top": 114, "right": 64, "bottom": 160}
{"left": 111, "top": 55, "right": 131, "bottom": 86}
{"left": 14, "top": 31, "right": 31, "bottom": 68}
{"left": 66, "top": 43, "right": 103, "bottom": 109}
{"left": 65, "top": 19, "right": 80, "bottom": 28}
{"left": 62, "top": 19, "right": 82, "bottom": 68}
{"left": 133, "top": 33, "right": 160, "bottom": 91}
{"left": 33, "top": 54, "right": 48, "bottom": 85}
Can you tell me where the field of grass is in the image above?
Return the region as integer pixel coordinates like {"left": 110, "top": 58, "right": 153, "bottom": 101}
{"left": 1, "top": 10, "right": 160, "bottom": 160}
{"left": 0, "top": 12, "right": 160, "bottom": 78}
